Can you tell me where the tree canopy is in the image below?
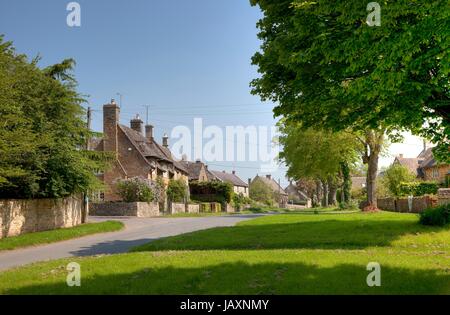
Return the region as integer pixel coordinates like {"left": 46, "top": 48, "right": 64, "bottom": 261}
{"left": 0, "top": 36, "right": 111, "bottom": 199}
{"left": 250, "top": 0, "right": 449, "bottom": 162}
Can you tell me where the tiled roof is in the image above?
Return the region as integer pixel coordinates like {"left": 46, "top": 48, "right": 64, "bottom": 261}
{"left": 210, "top": 170, "right": 248, "bottom": 187}
{"left": 351, "top": 176, "right": 366, "bottom": 189}
{"left": 253, "top": 175, "right": 288, "bottom": 196}
{"left": 119, "top": 124, "right": 187, "bottom": 174}
{"left": 285, "top": 183, "right": 309, "bottom": 200}
{"left": 395, "top": 157, "right": 420, "bottom": 175}
{"left": 180, "top": 161, "right": 205, "bottom": 180}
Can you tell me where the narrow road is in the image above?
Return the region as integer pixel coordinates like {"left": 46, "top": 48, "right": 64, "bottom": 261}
{"left": 0, "top": 214, "right": 262, "bottom": 271}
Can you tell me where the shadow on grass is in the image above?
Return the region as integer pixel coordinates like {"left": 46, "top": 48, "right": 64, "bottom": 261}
{"left": 3, "top": 261, "right": 449, "bottom": 295}
{"left": 132, "top": 219, "right": 447, "bottom": 251}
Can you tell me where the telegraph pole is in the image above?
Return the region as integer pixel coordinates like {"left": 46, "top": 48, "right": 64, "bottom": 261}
{"left": 86, "top": 106, "right": 92, "bottom": 150}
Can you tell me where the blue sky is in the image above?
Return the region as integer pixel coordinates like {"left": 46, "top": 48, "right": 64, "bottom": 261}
{"left": 0, "top": 0, "right": 425, "bottom": 186}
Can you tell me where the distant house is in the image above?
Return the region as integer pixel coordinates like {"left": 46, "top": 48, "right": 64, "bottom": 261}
{"left": 250, "top": 175, "right": 288, "bottom": 208}
{"left": 91, "top": 99, "right": 189, "bottom": 201}
{"left": 351, "top": 177, "right": 366, "bottom": 190}
{"left": 285, "top": 182, "right": 311, "bottom": 207}
{"left": 394, "top": 143, "right": 449, "bottom": 186}
{"left": 393, "top": 154, "right": 421, "bottom": 176}
{"left": 180, "top": 159, "right": 209, "bottom": 182}
{"left": 209, "top": 170, "right": 249, "bottom": 197}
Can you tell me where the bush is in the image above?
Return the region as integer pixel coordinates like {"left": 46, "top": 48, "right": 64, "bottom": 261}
{"left": 419, "top": 204, "right": 450, "bottom": 226}
{"left": 399, "top": 181, "right": 439, "bottom": 196}
{"left": 190, "top": 181, "right": 233, "bottom": 203}
{"left": 116, "top": 177, "right": 154, "bottom": 202}
{"left": 338, "top": 200, "right": 359, "bottom": 210}
{"left": 382, "top": 164, "right": 416, "bottom": 196}
{"left": 232, "top": 193, "right": 251, "bottom": 211}
{"left": 167, "top": 179, "right": 188, "bottom": 203}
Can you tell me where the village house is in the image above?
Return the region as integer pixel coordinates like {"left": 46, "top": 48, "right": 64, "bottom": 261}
{"left": 285, "top": 182, "right": 311, "bottom": 207}
{"left": 179, "top": 159, "right": 210, "bottom": 183}
{"left": 90, "top": 99, "right": 189, "bottom": 201}
{"left": 393, "top": 142, "right": 449, "bottom": 186}
{"left": 209, "top": 170, "right": 249, "bottom": 197}
{"left": 251, "top": 175, "right": 288, "bottom": 208}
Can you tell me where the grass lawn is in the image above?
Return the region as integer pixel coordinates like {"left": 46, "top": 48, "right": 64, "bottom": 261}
{"left": 0, "top": 211, "right": 448, "bottom": 294}
{"left": 0, "top": 221, "right": 124, "bottom": 251}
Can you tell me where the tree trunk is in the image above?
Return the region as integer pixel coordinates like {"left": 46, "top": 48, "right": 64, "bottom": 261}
{"left": 340, "top": 162, "right": 351, "bottom": 203}
{"left": 315, "top": 180, "right": 322, "bottom": 207}
{"left": 360, "top": 130, "right": 384, "bottom": 211}
{"left": 322, "top": 179, "right": 329, "bottom": 207}
{"left": 366, "top": 151, "right": 379, "bottom": 209}
{"left": 328, "top": 177, "right": 337, "bottom": 206}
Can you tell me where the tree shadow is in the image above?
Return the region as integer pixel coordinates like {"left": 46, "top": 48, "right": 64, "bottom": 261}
{"left": 3, "top": 261, "right": 449, "bottom": 295}
{"left": 70, "top": 239, "right": 155, "bottom": 256}
{"left": 132, "top": 219, "right": 449, "bottom": 251}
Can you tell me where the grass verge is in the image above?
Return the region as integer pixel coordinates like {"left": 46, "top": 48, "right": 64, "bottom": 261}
{"left": 0, "top": 221, "right": 124, "bottom": 251}
{"left": 0, "top": 212, "right": 448, "bottom": 294}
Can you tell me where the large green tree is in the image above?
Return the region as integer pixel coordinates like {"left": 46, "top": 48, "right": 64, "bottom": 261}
{"left": 0, "top": 37, "right": 110, "bottom": 199}
{"left": 250, "top": 0, "right": 449, "bottom": 208}
{"left": 278, "top": 122, "right": 361, "bottom": 206}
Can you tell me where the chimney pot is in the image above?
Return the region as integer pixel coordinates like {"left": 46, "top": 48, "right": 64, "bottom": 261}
{"left": 145, "top": 125, "right": 154, "bottom": 141}
{"left": 266, "top": 174, "right": 272, "bottom": 180}
{"left": 232, "top": 170, "right": 236, "bottom": 175}
{"left": 162, "top": 133, "right": 169, "bottom": 148}
{"left": 130, "top": 115, "right": 144, "bottom": 135}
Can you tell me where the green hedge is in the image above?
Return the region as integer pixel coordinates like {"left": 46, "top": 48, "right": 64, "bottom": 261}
{"left": 190, "top": 181, "right": 233, "bottom": 203}
{"left": 398, "top": 181, "right": 439, "bottom": 196}
{"left": 419, "top": 204, "right": 450, "bottom": 226}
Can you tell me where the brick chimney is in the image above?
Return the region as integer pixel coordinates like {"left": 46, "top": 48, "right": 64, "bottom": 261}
{"left": 103, "top": 99, "right": 120, "bottom": 157}
{"left": 145, "top": 125, "right": 154, "bottom": 142}
{"left": 162, "top": 133, "right": 169, "bottom": 148}
{"left": 130, "top": 115, "right": 143, "bottom": 134}
{"left": 266, "top": 174, "right": 272, "bottom": 180}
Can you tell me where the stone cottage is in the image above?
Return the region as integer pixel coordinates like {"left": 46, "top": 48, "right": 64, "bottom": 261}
{"left": 285, "top": 182, "right": 311, "bottom": 207}
{"left": 250, "top": 175, "right": 288, "bottom": 208}
{"left": 209, "top": 170, "right": 249, "bottom": 197}
{"left": 179, "top": 159, "right": 210, "bottom": 183}
{"left": 91, "top": 99, "right": 189, "bottom": 201}
{"left": 394, "top": 142, "right": 449, "bottom": 186}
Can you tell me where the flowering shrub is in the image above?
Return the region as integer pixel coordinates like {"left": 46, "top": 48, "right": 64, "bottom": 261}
{"left": 116, "top": 177, "right": 155, "bottom": 202}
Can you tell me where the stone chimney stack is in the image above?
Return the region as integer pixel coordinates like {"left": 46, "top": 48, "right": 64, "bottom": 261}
{"left": 130, "top": 115, "right": 143, "bottom": 134}
{"left": 162, "top": 133, "right": 169, "bottom": 148}
{"left": 145, "top": 125, "right": 154, "bottom": 142}
{"left": 103, "top": 99, "right": 120, "bottom": 157}
{"left": 266, "top": 174, "right": 272, "bottom": 180}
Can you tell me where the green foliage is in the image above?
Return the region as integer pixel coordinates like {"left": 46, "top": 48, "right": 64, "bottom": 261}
{"left": 167, "top": 179, "right": 188, "bottom": 203}
{"left": 278, "top": 123, "right": 360, "bottom": 182}
{"left": 116, "top": 178, "right": 155, "bottom": 203}
{"left": 341, "top": 162, "right": 351, "bottom": 203}
{"left": 0, "top": 37, "right": 111, "bottom": 198}
{"left": 399, "top": 182, "right": 439, "bottom": 197}
{"left": 232, "top": 193, "right": 251, "bottom": 211}
{"left": 250, "top": 0, "right": 449, "bottom": 162}
{"left": 419, "top": 204, "right": 450, "bottom": 226}
{"left": 249, "top": 180, "right": 275, "bottom": 206}
{"left": 190, "top": 181, "right": 234, "bottom": 203}
{"left": 382, "top": 164, "right": 416, "bottom": 197}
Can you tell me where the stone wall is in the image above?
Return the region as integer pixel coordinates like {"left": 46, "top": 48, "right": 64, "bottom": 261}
{"left": 186, "top": 204, "right": 200, "bottom": 214}
{"left": 438, "top": 188, "right": 450, "bottom": 206}
{"left": 170, "top": 202, "right": 186, "bottom": 214}
{"left": 0, "top": 195, "right": 84, "bottom": 239}
{"left": 377, "top": 196, "right": 437, "bottom": 213}
{"left": 90, "top": 202, "right": 160, "bottom": 217}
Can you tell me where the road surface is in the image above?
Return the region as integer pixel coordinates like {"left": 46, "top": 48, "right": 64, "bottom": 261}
{"left": 0, "top": 214, "right": 262, "bottom": 271}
